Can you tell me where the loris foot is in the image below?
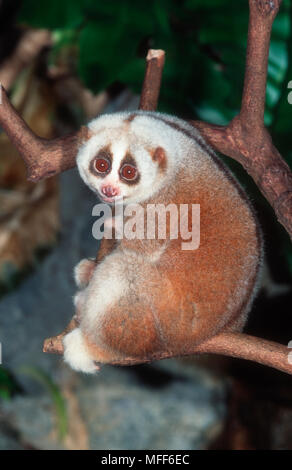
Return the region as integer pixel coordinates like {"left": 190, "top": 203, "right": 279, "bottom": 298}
{"left": 74, "top": 258, "right": 96, "bottom": 288}
{"left": 63, "top": 328, "right": 100, "bottom": 374}
{"left": 73, "top": 290, "right": 87, "bottom": 323}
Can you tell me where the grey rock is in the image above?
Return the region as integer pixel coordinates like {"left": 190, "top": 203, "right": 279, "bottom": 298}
{"left": 1, "top": 361, "right": 226, "bottom": 450}
{"left": 78, "top": 362, "right": 226, "bottom": 450}
{"left": 0, "top": 421, "right": 23, "bottom": 450}
{"left": 1, "top": 395, "right": 55, "bottom": 449}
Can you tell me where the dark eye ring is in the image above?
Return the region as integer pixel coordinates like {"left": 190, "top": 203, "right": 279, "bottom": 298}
{"left": 94, "top": 157, "right": 111, "bottom": 174}
{"left": 120, "top": 164, "right": 138, "bottom": 181}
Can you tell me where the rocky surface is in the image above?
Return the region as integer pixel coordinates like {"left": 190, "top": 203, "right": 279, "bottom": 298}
{"left": 0, "top": 360, "right": 226, "bottom": 450}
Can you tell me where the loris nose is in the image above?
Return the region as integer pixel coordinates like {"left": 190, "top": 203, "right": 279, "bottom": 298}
{"left": 101, "top": 185, "right": 119, "bottom": 197}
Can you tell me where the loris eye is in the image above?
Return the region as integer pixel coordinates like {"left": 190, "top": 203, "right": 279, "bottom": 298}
{"left": 120, "top": 164, "right": 138, "bottom": 181}
{"left": 94, "top": 157, "right": 110, "bottom": 174}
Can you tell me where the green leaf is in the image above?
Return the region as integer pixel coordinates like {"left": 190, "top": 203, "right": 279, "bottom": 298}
{"left": 19, "top": 0, "right": 85, "bottom": 29}
{"left": 185, "top": 0, "right": 234, "bottom": 8}
{"left": 0, "top": 367, "right": 20, "bottom": 401}
{"left": 19, "top": 367, "right": 68, "bottom": 441}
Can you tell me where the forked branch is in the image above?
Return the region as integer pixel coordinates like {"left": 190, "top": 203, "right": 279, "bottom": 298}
{"left": 193, "top": 0, "right": 292, "bottom": 239}
{"left": 0, "top": 49, "right": 165, "bottom": 182}
{"left": 0, "top": 87, "right": 89, "bottom": 181}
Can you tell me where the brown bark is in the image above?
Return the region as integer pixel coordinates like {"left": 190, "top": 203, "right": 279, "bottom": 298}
{"left": 139, "top": 49, "right": 165, "bottom": 111}
{"left": 113, "top": 332, "right": 292, "bottom": 376}
{"left": 44, "top": 329, "right": 292, "bottom": 376}
{"left": 0, "top": 86, "right": 90, "bottom": 181}
{"left": 192, "top": 0, "right": 292, "bottom": 239}
{"left": 43, "top": 317, "right": 78, "bottom": 355}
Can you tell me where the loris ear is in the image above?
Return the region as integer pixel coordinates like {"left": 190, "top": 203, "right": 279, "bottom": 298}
{"left": 81, "top": 126, "right": 93, "bottom": 142}
{"left": 152, "top": 146, "right": 167, "bottom": 171}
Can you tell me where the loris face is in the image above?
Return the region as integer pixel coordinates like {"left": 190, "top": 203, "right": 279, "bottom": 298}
{"left": 76, "top": 113, "right": 167, "bottom": 205}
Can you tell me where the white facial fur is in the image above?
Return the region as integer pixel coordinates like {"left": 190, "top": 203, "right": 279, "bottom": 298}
{"left": 76, "top": 111, "right": 191, "bottom": 205}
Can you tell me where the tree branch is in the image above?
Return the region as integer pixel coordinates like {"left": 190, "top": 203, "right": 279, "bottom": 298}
{"left": 192, "top": 0, "right": 292, "bottom": 239}
{"left": 0, "top": 86, "right": 89, "bottom": 181}
{"left": 44, "top": 328, "right": 292, "bottom": 375}
{"left": 240, "top": 0, "right": 279, "bottom": 127}
{"left": 0, "top": 49, "right": 165, "bottom": 182}
{"left": 139, "top": 49, "right": 165, "bottom": 110}
{"left": 108, "top": 332, "right": 292, "bottom": 376}
{"left": 196, "top": 331, "right": 292, "bottom": 375}
{"left": 43, "top": 317, "right": 78, "bottom": 355}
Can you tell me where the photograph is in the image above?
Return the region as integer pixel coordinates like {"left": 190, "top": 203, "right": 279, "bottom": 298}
{"left": 0, "top": 0, "right": 291, "bottom": 453}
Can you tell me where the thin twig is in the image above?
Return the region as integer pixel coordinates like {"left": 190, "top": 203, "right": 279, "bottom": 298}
{"left": 139, "top": 49, "right": 165, "bottom": 111}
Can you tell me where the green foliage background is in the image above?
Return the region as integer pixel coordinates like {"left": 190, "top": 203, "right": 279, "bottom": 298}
{"left": 18, "top": 0, "right": 292, "bottom": 277}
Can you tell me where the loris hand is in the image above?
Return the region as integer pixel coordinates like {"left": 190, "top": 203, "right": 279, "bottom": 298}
{"left": 74, "top": 258, "right": 96, "bottom": 289}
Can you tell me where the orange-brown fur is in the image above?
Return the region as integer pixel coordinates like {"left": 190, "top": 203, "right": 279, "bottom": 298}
{"left": 64, "top": 111, "right": 262, "bottom": 373}
{"left": 84, "top": 163, "right": 260, "bottom": 364}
